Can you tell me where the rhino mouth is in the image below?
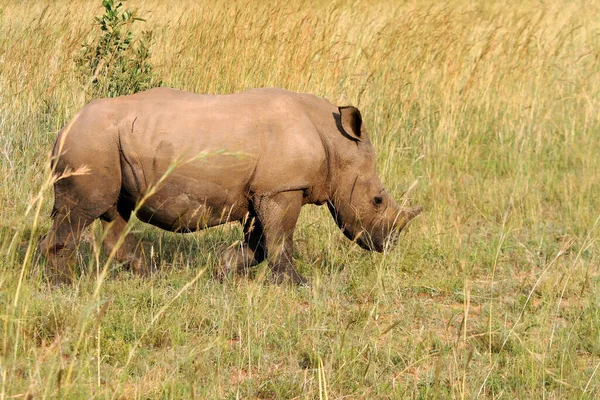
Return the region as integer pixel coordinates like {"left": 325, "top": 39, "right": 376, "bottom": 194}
{"left": 328, "top": 201, "right": 395, "bottom": 253}
{"left": 352, "top": 230, "right": 388, "bottom": 253}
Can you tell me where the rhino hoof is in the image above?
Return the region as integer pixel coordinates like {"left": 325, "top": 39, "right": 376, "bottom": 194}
{"left": 270, "top": 271, "right": 309, "bottom": 287}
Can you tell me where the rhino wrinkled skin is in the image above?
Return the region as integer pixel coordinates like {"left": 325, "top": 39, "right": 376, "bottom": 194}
{"left": 40, "top": 87, "right": 422, "bottom": 284}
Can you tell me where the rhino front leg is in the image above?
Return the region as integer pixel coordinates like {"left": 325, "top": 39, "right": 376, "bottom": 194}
{"left": 254, "top": 191, "right": 307, "bottom": 286}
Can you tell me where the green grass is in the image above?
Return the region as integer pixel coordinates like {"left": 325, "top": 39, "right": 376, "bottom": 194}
{"left": 1, "top": 0, "right": 599, "bottom": 398}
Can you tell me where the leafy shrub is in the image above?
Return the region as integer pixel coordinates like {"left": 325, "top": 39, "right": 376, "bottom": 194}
{"left": 76, "top": 0, "right": 160, "bottom": 99}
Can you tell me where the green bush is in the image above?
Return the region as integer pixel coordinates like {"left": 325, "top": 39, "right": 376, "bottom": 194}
{"left": 76, "top": 0, "right": 160, "bottom": 99}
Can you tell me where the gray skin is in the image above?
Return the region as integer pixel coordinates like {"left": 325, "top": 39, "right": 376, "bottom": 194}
{"left": 39, "top": 87, "right": 422, "bottom": 284}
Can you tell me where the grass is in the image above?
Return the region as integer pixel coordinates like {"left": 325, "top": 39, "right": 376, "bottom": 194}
{"left": 1, "top": 0, "right": 599, "bottom": 398}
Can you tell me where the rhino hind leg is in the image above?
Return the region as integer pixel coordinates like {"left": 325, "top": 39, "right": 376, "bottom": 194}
{"left": 41, "top": 160, "right": 122, "bottom": 283}
{"left": 100, "top": 204, "right": 149, "bottom": 275}
{"left": 39, "top": 209, "right": 95, "bottom": 283}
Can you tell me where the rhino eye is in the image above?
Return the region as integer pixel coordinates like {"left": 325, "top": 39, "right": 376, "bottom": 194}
{"left": 372, "top": 196, "right": 383, "bottom": 207}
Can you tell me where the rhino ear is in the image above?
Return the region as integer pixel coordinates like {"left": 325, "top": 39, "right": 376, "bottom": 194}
{"left": 339, "top": 106, "right": 363, "bottom": 142}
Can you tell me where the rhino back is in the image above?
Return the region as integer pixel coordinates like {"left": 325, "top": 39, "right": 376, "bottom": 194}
{"left": 88, "top": 88, "right": 328, "bottom": 230}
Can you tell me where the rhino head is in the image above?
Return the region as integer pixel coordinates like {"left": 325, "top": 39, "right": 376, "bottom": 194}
{"left": 327, "top": 106, "right": 422, "bottom": 252}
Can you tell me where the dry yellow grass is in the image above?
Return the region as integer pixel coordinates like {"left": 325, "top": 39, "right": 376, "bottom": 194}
{"left": 1, "top": 0, "right": 599, "bottom": 398}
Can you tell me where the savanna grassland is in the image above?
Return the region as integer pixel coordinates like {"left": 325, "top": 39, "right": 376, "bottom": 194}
{"left": 1, "top": 0, "right": 599, "bottom": 398}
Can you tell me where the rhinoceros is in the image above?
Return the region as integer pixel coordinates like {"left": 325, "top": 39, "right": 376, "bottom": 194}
{"left": 40, "top": 87, "right": 421, "bottom": 284}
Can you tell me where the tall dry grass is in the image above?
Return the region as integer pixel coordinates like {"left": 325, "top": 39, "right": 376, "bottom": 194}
{"left": 0, "top": 0, "right": 599, "bottom": 398}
